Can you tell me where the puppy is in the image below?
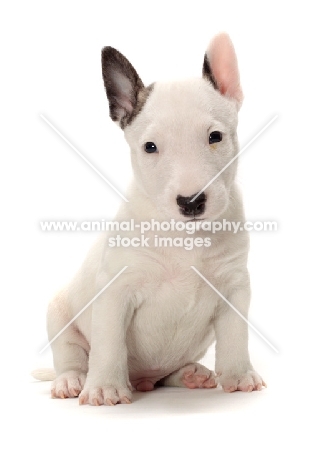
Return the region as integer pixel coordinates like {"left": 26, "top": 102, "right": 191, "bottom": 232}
{"left": 34, "top": 33, "right": 265, "bottom": 405}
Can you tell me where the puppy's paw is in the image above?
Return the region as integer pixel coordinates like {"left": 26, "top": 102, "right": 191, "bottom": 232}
{"left": 163, "top": 362, "right": 217, "bottom": 389}
{"left": 219, "top": 369, "right": 266, "bottom": 393}
{"left": 51, "top": 371, "right": 86, "bottom": 399}
{"left": 181, "top": 363, "right": 217, "bottom": 389}
{"left": 79, "top": 383, "right": 132, "bottom": 406}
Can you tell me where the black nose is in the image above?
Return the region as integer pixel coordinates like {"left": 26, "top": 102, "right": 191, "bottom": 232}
{"left": 176, "top": 192, "right": 207, "bottom": 217}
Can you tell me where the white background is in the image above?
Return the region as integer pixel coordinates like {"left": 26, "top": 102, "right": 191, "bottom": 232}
{"left": 1, "top": 1, "right": 311, "bottom": 466}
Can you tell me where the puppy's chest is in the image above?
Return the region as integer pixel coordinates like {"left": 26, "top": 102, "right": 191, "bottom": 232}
{"left": 129, "top": 256, "right": 218, "bottom": 339}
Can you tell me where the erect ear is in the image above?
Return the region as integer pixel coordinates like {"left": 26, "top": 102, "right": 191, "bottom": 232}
{"left": 202, "top": 33, "right": 243, "bottom": 109}
{"left": 101, "top": 47, "right": 145, "bottom": 128}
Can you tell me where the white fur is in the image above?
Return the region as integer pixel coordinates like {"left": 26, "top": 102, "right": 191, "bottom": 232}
{"left": 35, "top": 34, "right": 264, "bottom": 405}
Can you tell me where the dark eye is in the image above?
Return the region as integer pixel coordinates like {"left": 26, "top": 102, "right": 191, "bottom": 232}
{"left": 144, "top": 142, "right": 158, "bottom": 153}
{"left": 209, "top": 131, "right": 222, "bottom": 144}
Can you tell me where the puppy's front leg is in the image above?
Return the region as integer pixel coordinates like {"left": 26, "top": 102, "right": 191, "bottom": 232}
{"left": 214, "top": 276, "right": 265, "bottom": 392}
{"left": 79, "top": 275, "right": 134, "bottom": 406}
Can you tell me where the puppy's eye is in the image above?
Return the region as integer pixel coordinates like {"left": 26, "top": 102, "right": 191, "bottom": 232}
{"left": 144, "top": 142, "right": 158, "bottom": 154}
{"left": 209, "top": 131, "right": 222, "bottom": 144}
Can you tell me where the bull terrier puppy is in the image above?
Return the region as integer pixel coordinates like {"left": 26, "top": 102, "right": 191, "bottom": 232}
{"left": 34, "top": 33, "right": 265, "bottom": 405}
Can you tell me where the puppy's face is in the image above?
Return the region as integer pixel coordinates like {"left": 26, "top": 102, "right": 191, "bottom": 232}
{"left": 102, "top": 34, "right": 242, "bottom": 221}
{"left": 125, "top": 79, "right": 239, "bottom": 221}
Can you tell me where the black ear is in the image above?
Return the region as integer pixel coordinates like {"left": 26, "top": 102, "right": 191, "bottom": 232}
{"left": 101, "top": 47, "right": 145, "bottom": 128}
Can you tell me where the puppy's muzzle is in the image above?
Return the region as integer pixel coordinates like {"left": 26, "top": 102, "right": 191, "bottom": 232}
{"left": 176, "top": 192, "right": 206, "bottom": 217}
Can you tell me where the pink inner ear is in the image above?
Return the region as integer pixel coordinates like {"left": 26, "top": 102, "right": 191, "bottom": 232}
{"left": 113, "top": 69, "right": 135, "bottom": 116}
{"left": 208, "top": 33, "right": 243, "bottom": 107}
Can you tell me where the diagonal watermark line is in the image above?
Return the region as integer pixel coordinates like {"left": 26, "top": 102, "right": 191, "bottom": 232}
{"left": 40, "top": 114, "right": 129, "bottom": 202}
{"left": 191, "top": 266, "right": 279, "bottom": 353}
{"left": 191, "top": 115, "right": 278, "bottom": 202}
{"left": 39, "top": 266, "right": 128, "bottom": 354}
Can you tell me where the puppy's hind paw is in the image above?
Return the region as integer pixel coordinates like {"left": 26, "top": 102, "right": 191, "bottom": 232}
{"left": 162, "top": 362, "right": 217, "bottom": 389}
{"left": 51, "top": 371, "right": 86, "bottom": 399}
{"left": 180, "top": 363, "right": 217, "bottom": 389}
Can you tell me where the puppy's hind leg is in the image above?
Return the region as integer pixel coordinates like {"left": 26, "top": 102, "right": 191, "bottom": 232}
{"left": 161, "top": 363, "right": 217, "bottom": 389}
{"left": 47, "top": 291, "right": 89, "bottom": 399}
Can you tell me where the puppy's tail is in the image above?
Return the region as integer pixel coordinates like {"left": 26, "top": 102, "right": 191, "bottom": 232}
{"left": 31, "top": 368, "right": 56, "bottom": 381}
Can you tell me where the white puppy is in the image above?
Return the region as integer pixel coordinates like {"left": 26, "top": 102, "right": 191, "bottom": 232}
{"left": 34, "top": 33, "right": 265, "bottom": 405}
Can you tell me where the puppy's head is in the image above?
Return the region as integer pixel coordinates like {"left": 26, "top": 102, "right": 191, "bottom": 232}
{"left": 101, "top": 33, "right": 243, "bottom": 221}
